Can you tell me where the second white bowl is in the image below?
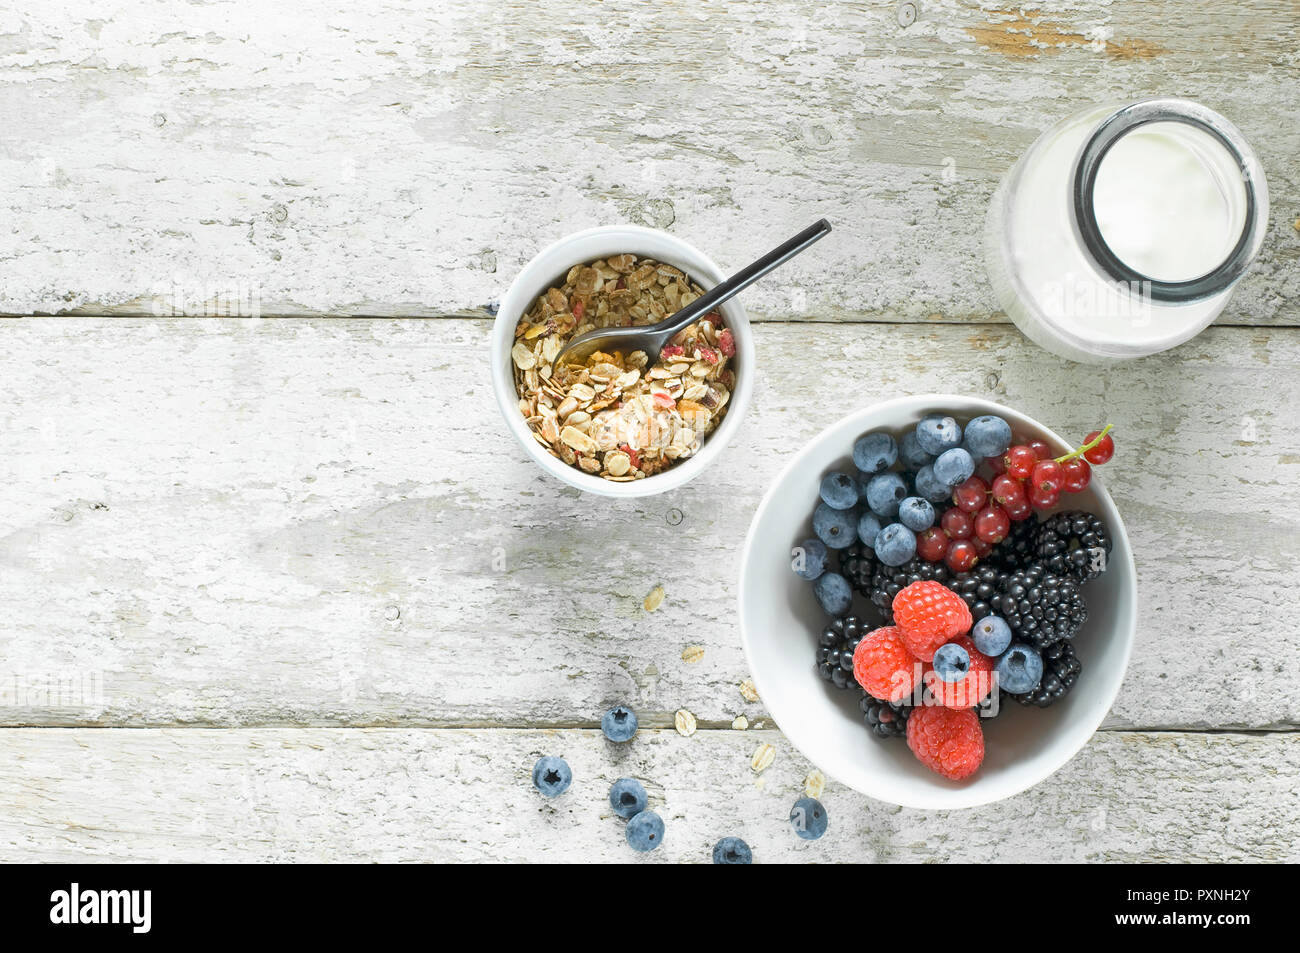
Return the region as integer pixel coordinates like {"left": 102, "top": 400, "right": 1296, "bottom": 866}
{"left": 738, "top": 395, "right": 1136, "bottom": 809}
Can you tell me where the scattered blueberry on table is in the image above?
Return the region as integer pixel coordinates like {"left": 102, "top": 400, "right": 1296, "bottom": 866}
{"left": 789, "top": 797, "right": 828, "bottom": 840}
{"left": 608, "top": 778, "right": 648, "bottom": 820}
{"left": 601, "top": 705, "right": 638, "bottom": 743}
{"left": 531, "top": 756, "right": 572, "bottom": 798}
{"left": 712, "top": 837, "right": 753, "bottom": 864}
{"left": 626, "top": 810, "right": 665, "bottom": 852}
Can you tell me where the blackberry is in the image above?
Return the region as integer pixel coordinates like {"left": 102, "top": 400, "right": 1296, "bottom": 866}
{"left": 947, "top": 565, "right": 1007, "bottom": 623}
{"left": 816, "top": 616, "right": 869, "bottom": 690}
{"left": 867, "top": 557, "right": 951, "bottom": 622}
{"left": 861, "top": 694, "right": 910, "bottom": 738}
{"left": 989, "top": 514, "right": 1041, "bottom": 571}
{"left": 1034, "top": 511, "right": 1113, "bottom": 583}
{"left": 991, "top": 564, "right": 1088, "bottom": 649}
{"left": 1015, "top": 640, "right": 1082, "bottom": 707}
{"left": 838, "top": 544, "right": 876, "bottom": 594}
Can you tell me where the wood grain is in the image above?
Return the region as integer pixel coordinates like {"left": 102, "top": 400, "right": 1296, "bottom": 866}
{"left": 0, "top": 317, "right": 1295, "bottom": 730}
{"left": 0, "top": 727, "right": 1292, "bottom": 862}
{"left": 0, "top": 0, "right": 1295, "bottom": 322}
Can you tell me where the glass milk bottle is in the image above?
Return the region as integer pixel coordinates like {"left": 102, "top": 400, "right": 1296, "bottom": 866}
{"left": 984, "top": 98, "right": 1268, "bottom": 363}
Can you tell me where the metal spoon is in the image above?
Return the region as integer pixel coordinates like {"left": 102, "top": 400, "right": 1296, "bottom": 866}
{"left": 553, "top": 218, "right": 832, "bottom": 367}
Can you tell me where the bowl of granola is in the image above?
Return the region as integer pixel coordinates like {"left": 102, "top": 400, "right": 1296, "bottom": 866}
{"left": 492, "top": 226, "right": 752, "bottom": 497}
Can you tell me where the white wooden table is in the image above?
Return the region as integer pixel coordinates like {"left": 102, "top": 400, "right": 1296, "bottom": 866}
{"left": 1, "top": 0, "right": 1297, "bottom": 862}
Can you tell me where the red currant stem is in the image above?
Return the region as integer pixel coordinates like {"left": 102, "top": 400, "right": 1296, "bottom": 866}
{"left": 1056, "top": 424, "right": 1113, "bottom": 464}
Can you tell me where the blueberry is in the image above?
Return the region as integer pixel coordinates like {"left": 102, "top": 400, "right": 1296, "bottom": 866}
{"left": 819, "top": 471, "right": 860, "bottom": 510}
{"left": 932, "top": 642, "right": 971, "bottom": 683}
{"left": 897, "top": 496, "right": 935, "bottom": 532}
{"left": 609, "top": 777, "right": 648, "bottom": 819}
{"left": 865, "top": 472, "right": 908, "bottom": 518}
{"left": 789, "top": 797, "right": 828, "bottom": 841}
{"left": 626, "top": 810, "right": 665, "bottom": 852}
{"left": 813, "top": 502, "right": 858, "bottom": 550}
{"left": 853, "top": 432, "right": 897, "bottom": 475}
{"left": 972, "top": 615, "right": 1013, "bottom": 656}
{"left": 813, "top": 572, "right": 853, "bottom": 616}
{"left": 874, "top": 523, "right": 916, "bottom": 567}
{"left": 964, "top": 415, "right": 1013, "bottom": 458}
{"left": 532, "top": 756, "right": 572, "bottom": 798}
{"left": 916, "top": 415, "right": 963, "bottom": 455}
{"left": 791, "top": 537, "right": 828, "bottom": 581}
{"left": 933, "top": 448, "right": 975, "bottom": 487}
{"left": 857, "top": 511, "right": 883, "bottom": 547}
{"left": 712, "top": 837, "right": 753, "bottom": 864}
{"left": 898, "top": 429, "right": 933, "bottom": 470}
{"left": 914, "top": 464, "right": 951, "bottom": 503}
{"left": 601, "top": 705, "right": 638, "bottom": 743}
{"left": 996, "top": 643, "right": 1044, "bottom": 694}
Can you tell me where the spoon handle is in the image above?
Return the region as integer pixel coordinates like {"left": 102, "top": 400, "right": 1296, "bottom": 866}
{"left": 664, "top": 218, "right": 832, "bottom": 334}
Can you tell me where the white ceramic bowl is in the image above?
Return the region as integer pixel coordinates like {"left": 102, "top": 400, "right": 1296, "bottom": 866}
{"left": 738, "top": 395, "right": 1136, "bottom": 809}
{"left": 491, "top": 225, "right": 754, "bottom": 498}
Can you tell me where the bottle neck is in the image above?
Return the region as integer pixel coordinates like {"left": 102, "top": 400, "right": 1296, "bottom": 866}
{"left": 1070, "top": 99, "right": 1264, "bottom": 304}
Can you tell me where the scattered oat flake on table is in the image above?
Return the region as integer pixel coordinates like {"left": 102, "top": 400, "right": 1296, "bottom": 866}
{"left": 731, "top": 715, "right": 749, "bottom": 731}
{"left": 750, "top": 743, "right": 776, "bottom": 773}
{"left": 643, "top": 585, "right": 665, "bottom": 612}
{"left": 681, "top": 644, "right": 704, "bottom": 663}
{"left": 674, "top": 709, "right": 697, "bottom": 737}
{"left": 804, "top": 770, "right": 826, "bottom": 799}
{"left": 739, "top": 678, "right": 759, "bottom": 702}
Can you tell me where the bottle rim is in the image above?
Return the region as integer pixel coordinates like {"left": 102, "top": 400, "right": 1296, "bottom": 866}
{"left": 1070, "top": 98, "right": 1267, "bottom": 304}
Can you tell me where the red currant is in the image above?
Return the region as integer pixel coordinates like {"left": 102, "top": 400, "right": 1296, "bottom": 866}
{"left": 971, "top": 536, "right": 993, "bottom": 558}
{"left": 940, "top": 508, "right": 974, "bottom": 540}
{"left": 1030, "top": 459, "right": 1064, "bottom": 495}
{"left": 1003, "top": 445, "right": 1037, "bottom": 479}
{"left": 1004, "top": 495, "right": 1033, "bottom": 521}
{"left": 944, "top": 539, "right": 978, "bottom": 572}
{"left": 986, "top": 452, "right": 1007, "bottom": 476}
{"left": 1028, "top": 439, "right": 1053, "bottom": 460}
{"left": 916, "top": 527, "right": 950, "bottom": 563}
{"left": 1061, "top": 457, "right": 1091, "bottom": 493}
{"left": 1082, "top": 429, "right": 1114, "bottom": 465}
{"left": 1028, "top": 483, "right": 1059, "bottom": 510}
{"left": 974, "top": 505, "right": 1011, "bottom": 544}
{"left": 991, "top": 474, "right": 1027, "bottom": 507}
{"left": 952, "top": 476, "right": 988, "bottom": 513}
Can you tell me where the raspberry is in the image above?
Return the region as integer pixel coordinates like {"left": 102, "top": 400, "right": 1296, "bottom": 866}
{"left": 717, "top": 328, "right": 736, "bottom": 357}
{"left": 892, "top": 580, "right": 973, "bottom": 662}
{"left": 906, "top": 705, "right": 984, "bottom": 780}
{"left": 852, "top": 626, "right": 920, "bottom": 704}
{"left": 922, "top": 635, "right": 996, "bottom": 708}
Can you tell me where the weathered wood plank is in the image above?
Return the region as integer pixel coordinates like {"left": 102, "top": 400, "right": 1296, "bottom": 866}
{"left": 0, "top": 0, "right": 1295, "bottom": 321}
{"left": 0, "top": 727, "right": 1293, "bottom": 862}
{"left": 0, "top": 317, "right": 1295, "bottom": 729}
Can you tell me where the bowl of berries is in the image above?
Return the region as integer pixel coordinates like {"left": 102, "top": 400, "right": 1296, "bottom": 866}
{"left": 737, "top": 395, "right": 1135, "bottom": 809}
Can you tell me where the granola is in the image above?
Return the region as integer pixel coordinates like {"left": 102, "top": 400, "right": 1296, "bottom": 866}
{"left": 511, "top": 256, "right": 737, "bottom": 481}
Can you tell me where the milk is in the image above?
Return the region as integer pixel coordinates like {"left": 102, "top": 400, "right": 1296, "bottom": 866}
{"left": 984, "top": 101, "right": 1266, "bottom": 363}
{"left": 1092, "top": 124, "right": 1244, "bottom": 283}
